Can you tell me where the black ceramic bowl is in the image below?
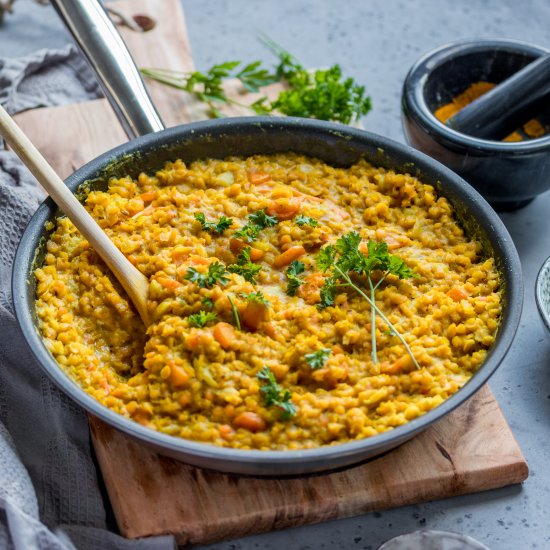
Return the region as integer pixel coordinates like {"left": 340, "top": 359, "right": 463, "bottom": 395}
{"left": 402, "top": 39, "right": 550, "bottom": 211}
{"left": 13, "top": 117, "right": 523, "bottom": 476}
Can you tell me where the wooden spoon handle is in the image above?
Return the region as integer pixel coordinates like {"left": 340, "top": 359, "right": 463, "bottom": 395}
{"left": 0, "top": 104, "right": 150, "bottom": 325}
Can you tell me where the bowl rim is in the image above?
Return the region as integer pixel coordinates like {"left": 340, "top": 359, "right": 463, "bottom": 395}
{"left": 403, "top": 38, "right": 550, "bottom": 153}
{"left": 12, "top": 116, "right": 524, "bottom": 475}
{"left": 535, "top": 255, "right": 550, "bottom": 333}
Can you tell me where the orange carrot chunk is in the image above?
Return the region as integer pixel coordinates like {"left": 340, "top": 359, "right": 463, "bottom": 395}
{"left": 233, "top": 411, "right": 267, "bottom": 432}
{"left": 273, "top": 245, "right": 306, "bottom": 268}
{"left": 447, "top": 286, "right": 469, "bottom": 302}
{"left": 266, "top": 197, "right": 302, "bottom": 220}
{"left": 248, "top": 172, "right": 271, "bottom": 185}
{"left": 213, "top": 322, "right": 236, "bottom": 349}
{"left": 157, "top": 277, "right": 181, "bottom": 290}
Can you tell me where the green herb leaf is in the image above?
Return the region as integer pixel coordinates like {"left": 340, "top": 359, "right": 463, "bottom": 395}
{"left": 257, "top": 366, "right": 297, "bottom": 419}
{"left": 304, "top": 348, "right": 332, "bottom": 369}
{"left": 194, "top": 212, "right": 233, "bottom": 234}
{"left": 185, "top": 262, "right": 230, "bottom": 289}
{"left": 285, "top": 259, "right": 305, "bottom": 296}
{"left": 295, "top": 214, "right": 319, "bottom": 227}
{"left": 228, "top": 247, "right": 263, "bottom": 284}
{"left": 236, "top": 60, "right": 278, "bottom": 92}
{"left": 316, "top": 232, "right": 419, "bottom": 368}
{"left": 234, "top": 209, "right": 278, "bottom": 243}
{"left": 202, "top": 296, "right": 215, "bottom": 309}
{"left": 241, "top": 291, "right": 270, "bottom": 306}
{"left": 248, "top": 209, "right": 278, "bottom": 229}
{"left": 188, "top": 310, "right": 218, "bottom": 328}
{"left": 318, "top": 276, "right": 337, "bottom": 309}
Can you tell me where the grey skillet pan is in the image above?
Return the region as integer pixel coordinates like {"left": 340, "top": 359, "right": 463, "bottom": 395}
{"left": 12, "top": 0, "right": 523, "bottom": 476}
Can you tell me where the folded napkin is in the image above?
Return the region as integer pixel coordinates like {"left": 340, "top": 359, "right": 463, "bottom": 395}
{"left": 0, "top": 45, "right": 175, "bottom": 550}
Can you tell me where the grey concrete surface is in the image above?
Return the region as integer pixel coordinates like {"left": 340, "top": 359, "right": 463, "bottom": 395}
{"left": 1, "top": 1, "right": 550, "bottom": 549}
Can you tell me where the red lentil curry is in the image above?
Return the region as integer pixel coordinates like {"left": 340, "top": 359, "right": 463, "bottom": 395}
{"left": 35, "top": 153, "right": 502, "bottom": 450}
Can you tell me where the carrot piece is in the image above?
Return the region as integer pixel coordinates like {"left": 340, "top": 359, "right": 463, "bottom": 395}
{"left": 219, "top": 424, "right": 235, "bottom": 440}
{"left": 140, "top": 191, "right": 157, "bottom": 202}
{"left": 169, "top": 365, "right": 189, "bottom": 387}
{"left": 213, "top": 322, "right": 236, "bottom": 349}
{"left": 185, "top": 332, "right": 201, "bottom": 350}
{"left": 249, "top": 248, "right": 265, "bottom": 261}
{"left": 233, "top": 411, "right": 267, "bottom": 432}
{"left": 230, "top": 238, "right": 245, "bottom": 254}
{"left": 447, "top": 286, "right": 469, "bottom": 302}
{"left": 381, "top": 355, "right": 414, "bottom": 374}
{"left": 189, "top": 255, "right": 210, "bottom": 265}
{"left": 266, "top": 196, "right": 302, "bottom": 220}
{"left": 273, "top": 245, "right": 306, "bottom": 268}
{"left": 242, "top": 301, "right": 269, "bottom": 331}
{"left": 248, "top": 172, "right": 271, "bottom": 185}
{"left": 157, "top": 277, "right": 181, "bottom": 290}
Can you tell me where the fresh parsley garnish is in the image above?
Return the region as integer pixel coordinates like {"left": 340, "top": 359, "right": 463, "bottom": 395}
{"left": 234, "top": 209, "right": 278, "bottom": 243}
{"left": 185, "top": 262, "right": 230, "bottom": 289}
{"left": 188, "top": 310, "right": 218, "bottom": 328}
{"left": 142, "top": 37, "right": 371, "bottom": 124}
{"left": 295, "top": 214, "right": 319, "bottom": 227}
{"left": 228, "top": 248, "right": 262, "bottom": 283}
{"left": 202, "top": 296, "right": 215, "bottom": 309}
{"left": 317, "top": 232, "right": 419, "bottom": 368}
{"left": 194, "top": 212, "right": 233, "bottom": 234}
{"left": 257, "top": 366, "right": 296, "bottom": 419}
{"left": 241, "top": 291, "right": 270, "bottom": 306}
{"left": 285, "top": 260, "right": 305, "bottom": 296}
{"left": 304, "top": 348, "right": 332, "bottom": 370}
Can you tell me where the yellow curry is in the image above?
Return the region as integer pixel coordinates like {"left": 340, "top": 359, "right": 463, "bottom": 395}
{"left": 35, "top": 153, "right": 501, "bottom": 450}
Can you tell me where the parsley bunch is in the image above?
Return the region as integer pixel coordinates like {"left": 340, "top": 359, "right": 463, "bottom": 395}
{"left": 228, "top": 248, "right": 262, "bottom": 283}
{"left": 141, "top": 36, "right": 371, "bottom": 124}
{"left": 194, "top": 212, "right": 233, "bottom": 235}
{"left": 257, "top": 366, "right": 296, "bottom": 419}
{"left": 234, "top": 209, "right": 278, "bottom": 243}
{"left": 185, "top": 262, "right": 229, "bottom": 289}
{"left": 188, "top": 310, "right": 218, "bottom": 328}
{"left": 285, "top": 260, "right": 305, "bottom": 296}
{"left": 317, "top": 232, "right": 419, "bottom": 368}
{"left": 304, "top": 348, "right": 331, "bottom": 370}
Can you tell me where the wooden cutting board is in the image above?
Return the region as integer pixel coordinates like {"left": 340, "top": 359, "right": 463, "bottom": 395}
{"left": 13, "top": 0, "right": 528, "bottom": 546}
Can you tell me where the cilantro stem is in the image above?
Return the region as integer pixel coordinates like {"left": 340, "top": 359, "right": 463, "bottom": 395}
{"left": 227, "top": 294, "right": 241, "bottom": 331}
{"left": 368, "top": 277, "right": 378, "bottom": 364}
{"left": 333, "top": 265, "right": 420, "bottom": 370}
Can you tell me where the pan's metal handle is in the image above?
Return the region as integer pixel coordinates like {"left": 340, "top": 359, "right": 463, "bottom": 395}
{"left": 50, "top": 0, "right": 165, "bottom": 139}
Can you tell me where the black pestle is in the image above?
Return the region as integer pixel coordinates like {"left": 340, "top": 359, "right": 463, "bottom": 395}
{"left": 446, "top": 54, "right": 550, "bottom": 140}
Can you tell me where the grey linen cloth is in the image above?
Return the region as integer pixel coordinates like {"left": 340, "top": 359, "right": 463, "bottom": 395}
{"left": 0, "top": 46, "right": 176, "bottom": 549}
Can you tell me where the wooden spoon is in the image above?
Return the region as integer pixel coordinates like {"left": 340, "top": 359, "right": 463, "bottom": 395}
{"left": 0, "top": 104, "right": 151, "bottom": 326}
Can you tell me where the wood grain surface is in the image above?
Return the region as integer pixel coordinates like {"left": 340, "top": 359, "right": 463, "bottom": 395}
{"left": 89, "top": 385, "right": 528, "bottom": 546}
{"left": 12, "top": 0, "right": 528, "bottom": 546}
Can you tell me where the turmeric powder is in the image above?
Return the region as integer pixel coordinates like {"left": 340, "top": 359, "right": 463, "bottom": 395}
{"left": 434, "top": 81, "right": 547, "bottom": 141}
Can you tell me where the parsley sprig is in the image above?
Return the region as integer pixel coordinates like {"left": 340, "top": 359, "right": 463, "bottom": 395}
{"left": 194, "top": 212, "right": 233, "bottom": 234}
{"left": 228, "top": 248, "right": 262, "bottom": 283}
{"left": 305, "top": 348, "right": 331, "bottom": 370}
{"left": 185, "top": 262, "right": 230, "bottom": 289}
{"left": 257, "top": 366, "right": 296, "bottom": 419}
{"left": 234, "top": 209, "right": 278, "bottom": 243}
{"left": 241, "top": 291, "right": 270, "bottom": 306}
{"left": 295, "top": 214, "right": 319, "bottom": 227}
{"left": 285, "top": 260, "right": 305, "bottom": 296}
{"left": 317, "top": 232, "right": 419, "bottom": 368}
{"left": 141, "top": 36, "right": 371, "bottom": 124}
{"left": 140, "top": 61, "right": 278, "bottom": 117}
{"left": 188, "top": 310, "right": 218, "bottom": 328}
